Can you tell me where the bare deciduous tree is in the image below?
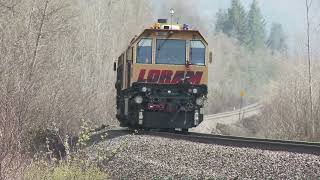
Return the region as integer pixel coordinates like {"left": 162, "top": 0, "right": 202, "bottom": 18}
{"left": 305, "top": 0, "right": 314, "bottom": 138}
{"left": 0, "top": 95, "right": 24, "bottom": 180}
{"left": 0, "top": 0, "right": 154, "bottom": 178}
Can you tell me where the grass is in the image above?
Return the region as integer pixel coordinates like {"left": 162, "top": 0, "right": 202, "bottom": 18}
{"left": 24, "top": 160, "right": 108, "bottom": 180}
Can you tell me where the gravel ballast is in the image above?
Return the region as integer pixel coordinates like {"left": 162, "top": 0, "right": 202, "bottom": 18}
{"left": 86, "top": 132, "right": 320, "bottom": 179}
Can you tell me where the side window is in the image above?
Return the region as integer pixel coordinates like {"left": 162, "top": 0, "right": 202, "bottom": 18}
{"left": 190, "top": 40, "right": 205, "bottom": 65}
{"left": 126, "top": 47, "right": 133, "bottom": 61}
{"left": 136, "top": 39, "right": 152, "bottom": 64}
{"left": 116, "top": 54, "right": 124, "bottom": 90}
{"left": 126, "top": 48, "right": 132, "bottom": 88}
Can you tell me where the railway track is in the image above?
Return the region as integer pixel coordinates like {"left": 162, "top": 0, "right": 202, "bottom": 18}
{"left": 134, "top": 129, "right": 320, "bottom": 155}
{"left": 88, "top": 102, "right": 317, "bottom": 156}
{"left": 86, "top": 125, "right": 320, "bottom": 156}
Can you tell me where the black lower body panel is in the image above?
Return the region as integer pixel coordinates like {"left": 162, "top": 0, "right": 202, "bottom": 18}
{"left": 143, "top": 111, "right": 194, "bottom": 129}
{"left": 116, "top": 82, "right": 207, "bottom": 129}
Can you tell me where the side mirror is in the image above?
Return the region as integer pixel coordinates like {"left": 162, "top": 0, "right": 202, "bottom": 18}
{"left": 209, "top": 51, "right": 213, "bottom": 64}
{"left": 113, "top": 62, "right": 117, "bottom": 71}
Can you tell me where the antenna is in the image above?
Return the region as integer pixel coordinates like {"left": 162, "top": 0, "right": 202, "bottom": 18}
{"left": 170, "top": 8, "right": 175, "bottom": 30}
{"left": 176, "top": 17, "right": 180, "bottom": 24}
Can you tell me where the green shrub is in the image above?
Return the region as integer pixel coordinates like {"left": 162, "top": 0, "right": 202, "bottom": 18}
{"left": 27, "top": 128, "right": 65, "bottom": 156}
{"left": 24, "top": 119, "right": 110, "bottom": 180}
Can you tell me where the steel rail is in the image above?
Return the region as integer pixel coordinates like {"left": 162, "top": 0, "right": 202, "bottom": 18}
{"left": 137, "top": 130, "right": 320, "bottom": 155}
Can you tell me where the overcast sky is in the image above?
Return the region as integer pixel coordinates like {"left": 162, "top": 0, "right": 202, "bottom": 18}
{"left": 151, "top": 0, "right": 320, "bottom": 50}
{"left": 202, "top": 0, "right": 319, "bottom": 33}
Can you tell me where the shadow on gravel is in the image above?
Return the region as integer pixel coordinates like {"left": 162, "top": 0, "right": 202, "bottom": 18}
{"left": 35, "top": 126, "right": 131, "bottom": 160}
{"left": 68, "top": 128, "right": 132, "bottom": 153}
{"left": 87, "top": 129, "right": 132, "bottom": 146}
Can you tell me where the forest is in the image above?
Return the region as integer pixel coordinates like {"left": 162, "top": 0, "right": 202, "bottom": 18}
{"left": 0, "top": 0, "right": 319, "bottom": 179}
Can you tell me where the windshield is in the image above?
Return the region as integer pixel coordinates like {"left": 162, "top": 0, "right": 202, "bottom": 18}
{"left": 156, "top": 39, "right": 186, "bottom": 65}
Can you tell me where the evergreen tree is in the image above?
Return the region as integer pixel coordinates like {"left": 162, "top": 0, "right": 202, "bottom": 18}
{"left": 247, "top": 0, "right": 266, "bottom": 51}
{"left": 215, "top": 9, "right": 230, "bottom": 33}
{"left": 227, "top": 0, "right": 249, "bottom": 45}
{"left": 267, "top": 23, "right": 287, "bottom": 53}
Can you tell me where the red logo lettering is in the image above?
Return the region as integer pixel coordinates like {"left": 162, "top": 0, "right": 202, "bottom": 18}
{"left": 138, "top": 69, "right": 147, "bottom": 82}
{"left": 186, "top": 71, "right": 203, "bottom": 85}
{"left": 137, "top": 69, "right": 203, "bottom": 85}
{"left": 147, "top": 70, "right": 161, "bottom": 83}
{"left": 171, "top": 71, "right": 185, "bottom": 84}
{"left": 159, "top": 70, "right": 173, "bottom": 84}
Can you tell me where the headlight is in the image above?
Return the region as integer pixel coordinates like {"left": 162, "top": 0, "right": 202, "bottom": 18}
{"left": 134, "top": 96, "right": 143, "bottom": 104}
{"left": 192, "top": 88, "right": 198, "bottom": 94}
{"left": 196, "top": 97, "right": 204, "bottom": 106}
{"left": 141, "top": 87, "right": 147, "bottom": 92}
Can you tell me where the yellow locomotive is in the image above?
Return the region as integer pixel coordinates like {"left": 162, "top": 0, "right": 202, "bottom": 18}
{"left": 114, "top": 19, "right": 211, "bottom": 132}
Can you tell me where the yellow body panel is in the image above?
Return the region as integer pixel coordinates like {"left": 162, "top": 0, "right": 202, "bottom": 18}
{"left": 119, "top": 28, "right": 209, "bottom": 90}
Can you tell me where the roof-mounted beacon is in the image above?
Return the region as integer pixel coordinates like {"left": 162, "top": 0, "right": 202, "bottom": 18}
{"left": 152, "top": 19, "right": 189, "bottom": 30}
{"left": 152, "top": 9, "right": 189, "bottom": 30}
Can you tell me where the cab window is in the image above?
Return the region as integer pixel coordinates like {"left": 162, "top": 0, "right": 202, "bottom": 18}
{"left": 190, "top": 40, "right": 205, "bottom": 65}
{"left": 136, "top": 39, "right": 152, "bottom": 64}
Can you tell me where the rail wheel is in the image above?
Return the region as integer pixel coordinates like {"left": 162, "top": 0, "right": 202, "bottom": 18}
{"left": 182, "top": 128, "right": 189, "bottom": 133}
